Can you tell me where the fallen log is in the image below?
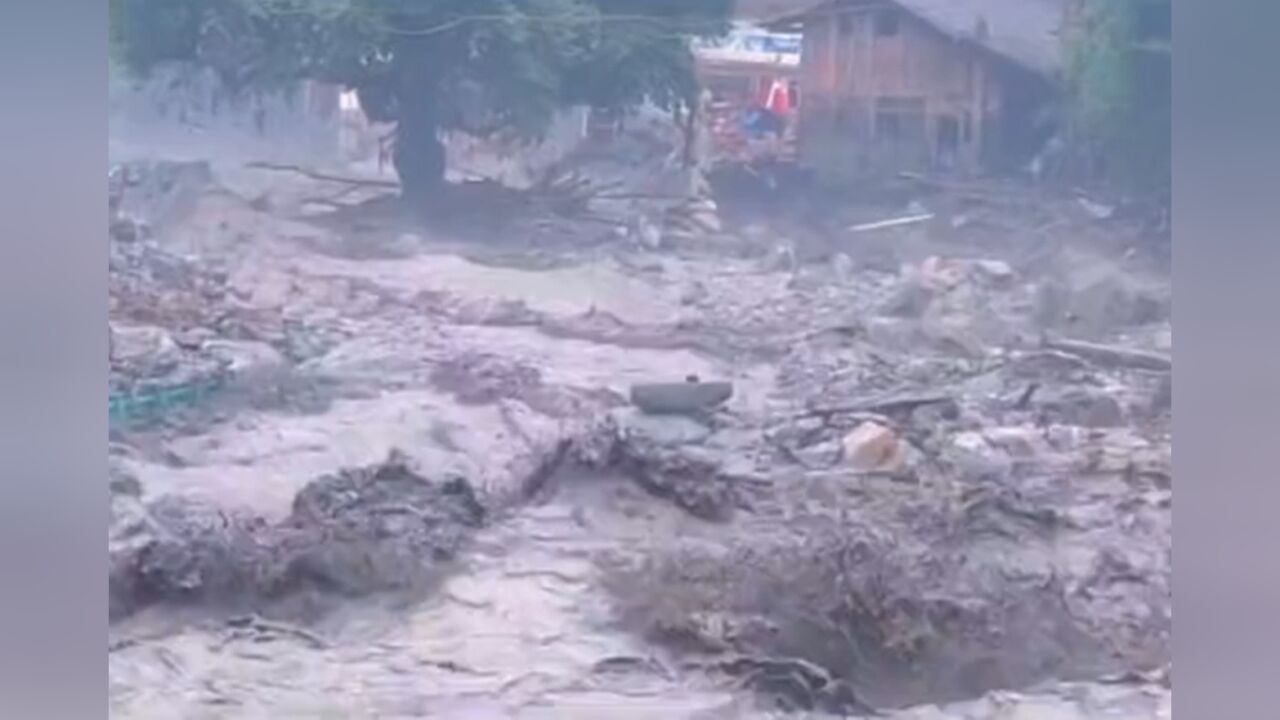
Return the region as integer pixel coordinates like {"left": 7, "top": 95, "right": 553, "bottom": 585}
{"left": 1042, "top": 335, "right": 1172, "bottom": 372}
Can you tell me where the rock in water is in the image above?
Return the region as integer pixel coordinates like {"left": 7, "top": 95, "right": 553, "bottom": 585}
{"left": 842, "top": 422, "right": 904, "bottom": 473}
{"left": 630, "top": 381, "right": 733, "bottom": 416}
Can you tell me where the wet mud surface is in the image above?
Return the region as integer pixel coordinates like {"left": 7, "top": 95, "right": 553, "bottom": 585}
{"left": 109, "top": 162, "right": 1171, "bottom": 718}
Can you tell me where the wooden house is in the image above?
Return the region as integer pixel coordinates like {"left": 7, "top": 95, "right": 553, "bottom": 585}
{"left": 768, "top": 0, "right": 1065, "bottom": 180}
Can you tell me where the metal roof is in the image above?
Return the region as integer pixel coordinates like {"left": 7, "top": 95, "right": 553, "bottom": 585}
{"left": 764, "top": 0, "right": 1066, "bottom": 76}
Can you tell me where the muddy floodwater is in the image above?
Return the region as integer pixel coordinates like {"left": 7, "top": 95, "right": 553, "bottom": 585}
{"left": 109, "top": 160, "right": 1170, "bottom": 718}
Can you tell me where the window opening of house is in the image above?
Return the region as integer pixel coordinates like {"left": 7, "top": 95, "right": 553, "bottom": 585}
{"left": 874, "top": 9, "right": 900, "bottom": 37}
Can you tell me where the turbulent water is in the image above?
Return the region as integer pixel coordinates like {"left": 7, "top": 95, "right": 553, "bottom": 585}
{"left": 110, "top": 471, "right": 744, "bottom": 718}
{"left": 109, "top": 163, "right": 1171, "bottom": 719}
{"left": 110, "top": 469, "right": 1170, "bottom": 719}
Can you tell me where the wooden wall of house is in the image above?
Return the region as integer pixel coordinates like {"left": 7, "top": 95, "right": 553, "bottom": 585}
{"left": 798, "top": 0, "right": 1005, "bottom": 181}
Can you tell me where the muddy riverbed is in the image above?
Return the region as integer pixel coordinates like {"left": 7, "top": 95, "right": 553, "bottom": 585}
{"left": 109, "top": 162, "right": 1171, "bottom": 718}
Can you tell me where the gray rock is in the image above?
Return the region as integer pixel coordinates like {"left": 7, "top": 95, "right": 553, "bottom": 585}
{"left": 110, "top": 324, "right": 182, "bottom": 375}
{"left": 630, "top": 380, "right": 733, "bottom": 416}
{"left": 945, "top": 431, "right": 1014, "bottom": 482}
{"left": 789, "top": 439, "right": 844, "bottom": 470}
{"left": 1038, "top": 387, "right": 1126, "bottom": 428}
{"left": 879, "top": 277, "right": 935, "bottom": 318}
{"left": 615, "top": 409, "right": 713, "bottom": 447}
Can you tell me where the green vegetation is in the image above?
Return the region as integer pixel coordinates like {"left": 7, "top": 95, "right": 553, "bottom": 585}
{"left": 1064, "top": 0, "right": 1170, "bottom": 198}
{"left": 110, "top": 0, "right": 731, "bottom": 203}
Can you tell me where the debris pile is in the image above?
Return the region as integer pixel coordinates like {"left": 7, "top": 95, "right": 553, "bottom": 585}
{"left": 591, "top": 204, "right": 1171, "bottom": 714}
{"left": 109, "top": 452, "right": 486, "bottom": 620}
{"left": 109, "top": 161, "right": 339, "bottom": 427}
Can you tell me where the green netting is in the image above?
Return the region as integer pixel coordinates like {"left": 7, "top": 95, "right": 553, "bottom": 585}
{"left": 109, "top": 376, "right": 227, "bottom": 427}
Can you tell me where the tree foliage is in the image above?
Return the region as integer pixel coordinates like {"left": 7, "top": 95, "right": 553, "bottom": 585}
{"left": 1064, "top": 0, "right": 1170, "bottom": 198}
{"left": 110, "top": 0, "right": 731, "bottom": 198}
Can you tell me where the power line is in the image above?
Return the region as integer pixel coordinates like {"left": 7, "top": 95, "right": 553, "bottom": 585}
{"left": 241, "top": 2, "right": 724, "bottom": 39}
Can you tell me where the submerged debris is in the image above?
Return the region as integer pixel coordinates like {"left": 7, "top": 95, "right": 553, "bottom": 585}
{"left": 110, "top": 452, "right": 488, "bottom": 620}
{"left": 108, "top": 154, "right": 1169, "bottom": 717}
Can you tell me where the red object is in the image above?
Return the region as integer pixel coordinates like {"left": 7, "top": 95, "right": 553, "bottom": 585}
{"left": 765, "top": 79, "right": 791, "bottom": 115}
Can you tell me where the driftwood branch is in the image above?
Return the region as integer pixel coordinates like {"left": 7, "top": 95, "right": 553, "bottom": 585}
{"left": 1043, "top": 335, "right": 1172, "bottom": 372}
{"left": 245, "top": 162, "right": 400, "bottom": 189}
{"left": 848, "top": 213, "right": 935, "bottom": 233}
{"left": 800, "top": 392, "right": 956, "bottom": 419}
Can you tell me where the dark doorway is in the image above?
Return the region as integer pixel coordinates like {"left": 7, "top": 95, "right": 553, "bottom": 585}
{"left": 936, "top": 115, "right": 960, "bottom": 170}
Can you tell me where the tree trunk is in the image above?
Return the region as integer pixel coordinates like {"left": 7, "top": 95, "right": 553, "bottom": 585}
{"left": 392, "top": 77, "right": 446, "bottom": 206}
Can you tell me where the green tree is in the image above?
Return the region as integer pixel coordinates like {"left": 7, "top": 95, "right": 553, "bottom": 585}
{"left": 1064, "top": 0, "right": 1170, "bottom": 199}
{"left": 110, "top": 0, "right": 731, "bottom": 203}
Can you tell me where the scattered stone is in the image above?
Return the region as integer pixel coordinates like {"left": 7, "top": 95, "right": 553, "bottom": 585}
{"left": 110, "top": 324, "right": 182, "bottom": 372}
{"left": 972, "top": 259, "right": 1016, "bottom": 287}
{"left": 790, "top": 439, "right": 844, "bottom": 470}
{"left": 1037, "top": 387, "right": 1126, "bottom": 428}
{"left": 615, "top": 408, "right": 713, "bottom": 447}
{"left": 983, "top": 426, "right": 1050, "bottom": 459}
{"left": 172, "top": 326, "right": 218, "bottom": 350}
{"left": 880, "top": 275, "right": 936, "bottom": 318}
{"left": 842, "top": 422, "right": 904, "bottom": 473}
{"left": 205, "top": 339, "right": 287, "bottom": 382}
{"left": 919, "top": 256, "right": 967, "bottom": 292}
{"left": 946, "top": 431, "right": 1013, "bottom": 481}
{"left": 920, "top": 315, "right": 989, "bottom": 359}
